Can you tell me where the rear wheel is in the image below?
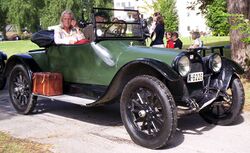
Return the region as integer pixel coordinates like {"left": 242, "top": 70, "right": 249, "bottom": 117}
{"left": 120, "top": 75, "right": 177, "bottom": 149}
{"left": 200, "top": 77, "right": 244, "bottom": 125}
{"left": 8, "top": 64, "right": 37, "bottom": 114}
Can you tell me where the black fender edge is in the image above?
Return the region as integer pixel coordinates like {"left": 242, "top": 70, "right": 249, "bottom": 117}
{"left": 0, "top": 51, "right": 7, "bottom": 73}
{"left": 0, "top": 51, "right": 8, "bottom": 90}
{"left": 210, "top": 57, "right": 244, "bottom": 91}
{"left": 88, "top": 58, "right": 189, "bottom": 106}
{"left": 3, "top": 54, "right": 41, "bottom": 81}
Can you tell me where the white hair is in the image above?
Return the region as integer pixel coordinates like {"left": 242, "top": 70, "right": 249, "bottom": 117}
{"left": 60, "top": 10, "right": 75, "bottom": 27}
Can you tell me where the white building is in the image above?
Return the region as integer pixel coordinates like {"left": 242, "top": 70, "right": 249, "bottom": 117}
{"left": 176, "top": 0, "right": 211, "bottom": 36}
{"left": 113, "top": 0, "right": 211, "bottom": 37}
{"left": 113, "top": 0, "right": 154, "bottom": 19}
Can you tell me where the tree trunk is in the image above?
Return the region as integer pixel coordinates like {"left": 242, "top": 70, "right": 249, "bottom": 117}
{"left": 228, "top": 0, "right": 250, "bottom": 77}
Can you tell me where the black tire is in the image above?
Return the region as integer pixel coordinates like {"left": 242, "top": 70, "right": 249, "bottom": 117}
{"left": 8, "top": 64, "right": 37, "bottom": 114}
{"left": 120, "top": 75, "right": 177, "bottom": 149}
{"left": 200, "top": 77, "right": 245, "bottom": 125}
{"left": 0, "top": 60, "right": 6, "bottom": 90}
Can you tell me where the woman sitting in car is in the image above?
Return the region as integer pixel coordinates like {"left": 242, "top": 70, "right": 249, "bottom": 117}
{"left": 54, "top": 10, "right": 85, "bottom": 45}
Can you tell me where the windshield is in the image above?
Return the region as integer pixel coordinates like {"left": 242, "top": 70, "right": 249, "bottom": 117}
{"left": 93, "top": 8, "right": 144, "bottom": 41}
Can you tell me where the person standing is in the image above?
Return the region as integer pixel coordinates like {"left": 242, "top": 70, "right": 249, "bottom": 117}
{"left": 172, "top": 32, "right": 183, "bottom": 49}
{"left": 150, "top": 13, "right": 165, "bottom": 48}
{"left": 165, "top": 32, "right": 174, "bottom": 48}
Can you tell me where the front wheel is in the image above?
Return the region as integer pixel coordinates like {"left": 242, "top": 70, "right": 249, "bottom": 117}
{"left": 120, "top": 75, "right": 177, "bottom": 149}
{"left": 8, "top": 64, "right": 37, "bottom": 114}
{"left": 200, "top": 77, "right": 245, "bottom": 125}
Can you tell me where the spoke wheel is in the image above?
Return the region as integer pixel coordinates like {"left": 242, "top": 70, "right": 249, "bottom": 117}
{"left": 200, "top": 77, "right": 245, "bottom": 125}
{"left": 128, "top": 88, "right": 164, "bottom": 136}
{"left": 120, "top": 75, "right": 177, "bottom": 149}
{"left": 9, "top": 64, "right": 37, "bottom": 114}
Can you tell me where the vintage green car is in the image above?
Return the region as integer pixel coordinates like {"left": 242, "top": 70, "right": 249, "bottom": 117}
{"left": 0, "top": 8, "right": 245, "bottom": 149}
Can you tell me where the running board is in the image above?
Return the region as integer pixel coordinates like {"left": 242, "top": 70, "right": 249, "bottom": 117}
{"left": 33, "top": 94, "right": 96, "bottom": 106}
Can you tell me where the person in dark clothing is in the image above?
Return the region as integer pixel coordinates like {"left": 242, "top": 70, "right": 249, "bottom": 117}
{"left": 172, "top": 32, "right": 183, "bottom": 49}
{"left": 150, "top": 13, "right": 165, "bottom": 48}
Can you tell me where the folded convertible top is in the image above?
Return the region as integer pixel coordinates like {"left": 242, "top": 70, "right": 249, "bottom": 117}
{"left": 31, "top": 30, "right": 55, "bottom": 48}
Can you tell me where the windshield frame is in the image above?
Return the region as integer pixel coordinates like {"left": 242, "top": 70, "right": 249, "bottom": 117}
{"left": 92, "top": 8, "right": 145, "bottom": 42}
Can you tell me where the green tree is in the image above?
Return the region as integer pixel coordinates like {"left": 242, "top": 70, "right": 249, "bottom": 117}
{"left": 40, "top": 0, "right": 80, "bottom": 28}
{"left": 40, "top": 0, "right": 113, "bottom": 28}
{"left": 153, "top": 0, "right": 178, "bottom": 32}
{"left": 1, "top": 0, "right": 113, "bottom": 34}
{"left": 205, "top": 0, "right": 229, "bottom": 36}
{"left": 0, "top": 0, "right": 8, "bottom": 38}
{"left": 6, "top": 0, "right": 42, "bottom": 33}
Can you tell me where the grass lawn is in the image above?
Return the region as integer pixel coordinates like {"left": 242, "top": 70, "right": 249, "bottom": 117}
{"left": 0, "top": 131, "right": 51, "bottom": 153}
{"left": 181, "top": 36, "right": 231, "bottom": 58}
{"left": 0, "top": 40, "right": 40, "bottom": 56}
{"left": 181, "top": 36, "right": 230, "bottom": 48}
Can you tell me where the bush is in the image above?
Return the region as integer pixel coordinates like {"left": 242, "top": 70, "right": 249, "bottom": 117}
{"left": 205, "top": 0, "right": 230, "bottom": 36}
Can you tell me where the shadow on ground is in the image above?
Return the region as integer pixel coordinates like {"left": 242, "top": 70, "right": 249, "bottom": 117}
{"left": 34, "top": 98, "right": 123, "bottom": 126}
{"left": 0, "top": 87, "right": 245, "bottom": 149}
{"left": 0, "top": 88, "right": 17, "bottom": 120}
{"left": 21, "top": 98, "right": 247, "bottom": 149}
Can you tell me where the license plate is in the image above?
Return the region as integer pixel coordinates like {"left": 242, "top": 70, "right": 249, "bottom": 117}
{"left": 187, "top": 72, "right": 203, "bottom": 83}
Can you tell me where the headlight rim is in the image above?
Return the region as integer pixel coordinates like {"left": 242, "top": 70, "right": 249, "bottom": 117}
{"left": 209, "top": 53, "right": 222, "bottom": 73}
{"left": 176, "top": 55, "right": 191, "bottom": 77}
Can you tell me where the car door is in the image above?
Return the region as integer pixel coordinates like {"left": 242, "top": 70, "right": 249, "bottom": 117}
{"left": 46, "top": 42, "right": 119, "bottom": 86}
{"left": 47, "top": 44, "right": 95, "bottom": 83}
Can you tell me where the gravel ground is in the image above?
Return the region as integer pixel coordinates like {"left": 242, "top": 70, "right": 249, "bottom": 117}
{"left": 0, "top": 87, "right": 250, "bottom": 153}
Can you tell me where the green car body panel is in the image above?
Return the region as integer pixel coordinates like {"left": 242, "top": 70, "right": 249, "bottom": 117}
{"left": 29, "top": 40, "right": 180, "bottom": 86}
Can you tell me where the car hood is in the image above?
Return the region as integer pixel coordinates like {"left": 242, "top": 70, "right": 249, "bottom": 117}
{"left": 99, "top": 41, "right": 183, "bottom": 67}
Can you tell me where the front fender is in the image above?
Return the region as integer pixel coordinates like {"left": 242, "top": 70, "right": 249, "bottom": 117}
{"left": 0, "top": 51, "right": 7, "bottom": 73}
{"left": 88, "top": 58, "right": 189, "bottom": 106}
{"left": 210, "top": 57, "right": 244, "bottom": 91}
{"left": 4, "top": 54, "right": 41, "bottom": 80}
{"left": 0, "top": 51, "right": 7, "bottom": 61}
{"left": 0, "top": 51, "right": 8, "bottom": 89}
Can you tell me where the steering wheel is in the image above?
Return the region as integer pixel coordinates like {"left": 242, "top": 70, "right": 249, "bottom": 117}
{"left": 104, "top": 20, "right": 127, "bottom": 37}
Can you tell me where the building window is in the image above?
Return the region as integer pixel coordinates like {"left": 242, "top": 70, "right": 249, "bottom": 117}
{"left": 122, "top": 2, "right": 125, "bottom": 7}
{"left": 128, "top": 2, "right": 131, "bottom": 7}
{"left": 187, "top": 12, "right": 190, "bottom": 17}
{"left": 116, "top": 2, "right": 120, "bottom": 7}
{"left": 187, "top": 26, "right": 190, "bottom": 31}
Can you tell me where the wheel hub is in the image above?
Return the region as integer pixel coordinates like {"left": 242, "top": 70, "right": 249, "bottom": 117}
{"left": 138, "top": 110, "right": 146, "bottom": 118}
